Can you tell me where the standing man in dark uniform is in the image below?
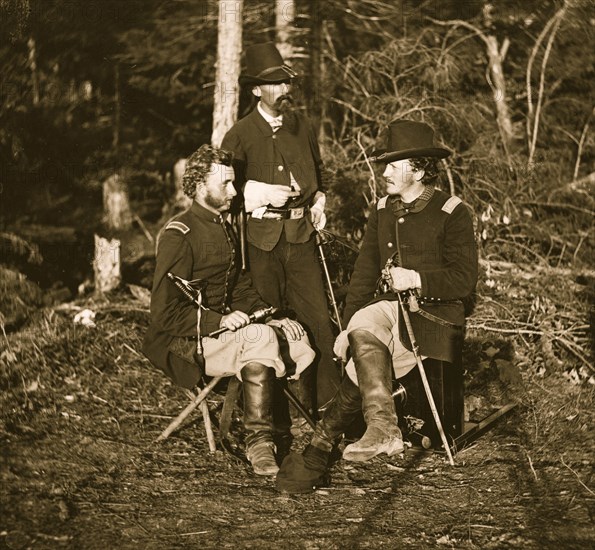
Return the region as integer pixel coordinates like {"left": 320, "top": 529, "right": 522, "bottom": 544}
{"left": 276, "top": 120, "right": 479, "bottom": 493}
{"left": 221, "top": 42, "right": 340, "bottom": 414}
{"left": 142, "top": 144, "right": 315, "bottom": 476}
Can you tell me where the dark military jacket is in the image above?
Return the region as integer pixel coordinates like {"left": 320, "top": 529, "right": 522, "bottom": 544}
{"left": 221, "top": 108, "right": 323, "bottom": 251}
{"left": 142, "top": 202, "right": 268, "bottom": 388}
{"left": 342, "top": 188, "right": 478, "bottom": 363}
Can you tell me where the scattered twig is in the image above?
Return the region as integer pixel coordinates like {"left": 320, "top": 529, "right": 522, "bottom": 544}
{"left": 560, "top": 455, "right": 595, "bottom": 496}
{"left": 554, "top": 338, "right": 594, "bottom": 372}
{"left": 133, "top": 214, "right": 154, "bottom": 244}
{"left": 523, "top": 448, "right": 539, "bottom": 481}
{"left": 122, "top": 343, "right": 141, "bottom": 356}
{"left": 98, "top": 504, "right": 151, "bottom": 535}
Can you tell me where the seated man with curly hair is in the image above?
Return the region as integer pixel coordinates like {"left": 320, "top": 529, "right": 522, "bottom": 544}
{"left": 143, "top": 144, "right": 315, "bottom": 476}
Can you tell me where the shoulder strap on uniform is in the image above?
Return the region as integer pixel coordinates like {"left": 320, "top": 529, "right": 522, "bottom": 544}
{"left": 377, "top": 196, "right": 388, "bottom": 210}
{"left": 442, "top": 196, "right": 462, "bottom": 214}
{"left": 165, "top": 220, "right": 190, "bottom": 234}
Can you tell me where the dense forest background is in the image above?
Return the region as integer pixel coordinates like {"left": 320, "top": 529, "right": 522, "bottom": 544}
{"left": 1, "top": 0, "right": 593, "bottom": 274}
{"left": 0, "top": 0, "right": 593, "bottom": 367}
{"left": 1, "top": 3, "right": 594, "bottom": 547}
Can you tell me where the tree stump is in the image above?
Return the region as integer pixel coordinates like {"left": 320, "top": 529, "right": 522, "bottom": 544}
{"left": 93, "top": 235, "right": 121, "bottom": 293}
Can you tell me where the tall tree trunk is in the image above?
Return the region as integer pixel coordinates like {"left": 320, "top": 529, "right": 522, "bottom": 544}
{"left": 211, "top": 0, "right": 243, "bottom": 146}
{"left": 103, "top": 173, "right": 132, "bottom": 231}
{"left": 275, "top": 0, "right": 295, "bottom": 61}
{"left": 307, "top": 1, "right": 323, "bottom": 134}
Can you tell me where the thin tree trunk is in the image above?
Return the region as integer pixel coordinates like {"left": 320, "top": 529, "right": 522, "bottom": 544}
{"left": 525, "top": 13, "right": 558, "bottom": 151}
{"left": 485, "top": 35, "right": 513, "bottom": 158}
{"left": 27, "top": 36, "right": 39, "bottom": 105}
{"left": 528, "top": 7, "right": 566, "bottom": 166}
{"left": 211, "top": 0, "right": 243, "bottom": 147}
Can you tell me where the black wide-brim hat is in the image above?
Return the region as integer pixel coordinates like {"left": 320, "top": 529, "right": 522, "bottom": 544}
{"left": 239, "top": 42, "right": 298, "bottom": 87}
{"left": 371, "top": 120, "right": 451, "bottom": 163}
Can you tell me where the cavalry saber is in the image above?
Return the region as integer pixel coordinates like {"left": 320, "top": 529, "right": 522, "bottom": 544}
{"left": 166, "top": 274, "right": 317, "bottom": 431}
{"left": 207, "top": 306, "right": 277, "bottom": 338}
{"left": 315, "top": 231, "right": 342, "bottom": 331}
{"left": 396, "top": 290, "right": 456, "bottom": 466}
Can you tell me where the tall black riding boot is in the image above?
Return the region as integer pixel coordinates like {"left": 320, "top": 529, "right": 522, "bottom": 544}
{"left": 342, "top": 329, "right": 404, "bottom": 462}
{"left": 241, "top": 363, "right": 279, "bottom": 476}
{"left": 311, "top": 375, "right": 362, "bottom": 452}
{"left": 275, "top": 376, "right": 362, "bottom": 493}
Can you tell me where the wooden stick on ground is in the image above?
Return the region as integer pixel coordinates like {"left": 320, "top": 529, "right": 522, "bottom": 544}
{"left": 199, "top": 400, "right": 217, "bottom": 452}
{"left": 156, "top": 376, "right": 223, "bottom": 442}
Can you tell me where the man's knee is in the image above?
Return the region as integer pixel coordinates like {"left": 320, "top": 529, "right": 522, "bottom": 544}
{"left": 347, "top": 311, "right": 393, "bottom": 348}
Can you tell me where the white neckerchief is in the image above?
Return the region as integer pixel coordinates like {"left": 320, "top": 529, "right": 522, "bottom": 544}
{"left": 257, "top": 102, "right": 283, "bottom": 132}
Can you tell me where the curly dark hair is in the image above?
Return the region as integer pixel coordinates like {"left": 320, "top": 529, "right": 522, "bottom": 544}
{"left": 182, "top": 144, "right": 233, "bottom": 198}
{"left": 409, "top": 157, "right": 441, "bottom": 185}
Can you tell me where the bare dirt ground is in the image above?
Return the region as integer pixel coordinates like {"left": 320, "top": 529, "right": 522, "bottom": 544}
{"left": 1, "top": 266, "right": 594, "bottom": 549}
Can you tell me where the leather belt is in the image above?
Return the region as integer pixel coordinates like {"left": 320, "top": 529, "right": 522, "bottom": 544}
{"left": 254, "top": 206, "right": 309, "bottom": 220}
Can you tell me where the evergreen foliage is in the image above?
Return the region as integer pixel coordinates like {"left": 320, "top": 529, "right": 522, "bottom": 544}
{"left": 0, "top": 0, "right": 592, "bottom": 268}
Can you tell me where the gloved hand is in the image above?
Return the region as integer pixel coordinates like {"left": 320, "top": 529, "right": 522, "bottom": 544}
{"left": 310, "top": 191, "right": 327, "bottom": 230}
{"left": 333, "top": 330, "right": 349, "bottom": 361}
{"left": 389, "top": 266, "right": 421, "bottom": 292}
{"left": 244, "top": 180, "right": 300, "bottom": 211}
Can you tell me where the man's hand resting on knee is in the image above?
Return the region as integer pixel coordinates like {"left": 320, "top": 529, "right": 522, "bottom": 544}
{"left": 268, "top": 318, "right": 305, "bottom": 341}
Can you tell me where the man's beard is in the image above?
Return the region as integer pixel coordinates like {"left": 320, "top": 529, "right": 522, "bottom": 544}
{"left": 204, "top": 189, "right": 231, "bottom": 212}
{"left": 275, "top": 94, "right": 298, "bottom": 134}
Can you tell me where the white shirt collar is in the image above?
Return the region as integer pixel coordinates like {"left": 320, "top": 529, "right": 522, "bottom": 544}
{"left": 257, "top": 102, "right": 282, "bottom": 127}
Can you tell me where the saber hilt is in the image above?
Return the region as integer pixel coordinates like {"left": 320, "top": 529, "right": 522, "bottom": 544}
{"left": 166, "top": 272, "right": 205, "bottom": 307}
{"left": 207, "top": 306, "right": 277, "bottom": 338}
{"left": 315, "top": 230, "right": 343, "bottom": 332}
{"left": 379, "top": 257, "right": 420, "bottom": 312}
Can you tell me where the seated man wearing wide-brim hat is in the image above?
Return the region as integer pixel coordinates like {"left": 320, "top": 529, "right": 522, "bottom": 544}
{"left": 275, "top": 120, "right": 479, "bottom": 493}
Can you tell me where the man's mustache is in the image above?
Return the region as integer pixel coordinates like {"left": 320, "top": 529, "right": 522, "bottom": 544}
{"left": 274, "top": 94, "right": 294, "bottom": 110}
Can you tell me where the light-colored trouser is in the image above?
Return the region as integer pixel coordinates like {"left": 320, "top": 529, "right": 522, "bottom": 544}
{"left": 343, "top": 301, "right": 424, "bottom": 386}
{"left": 201, "top": 323, "right": 315, "bottom": 380}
